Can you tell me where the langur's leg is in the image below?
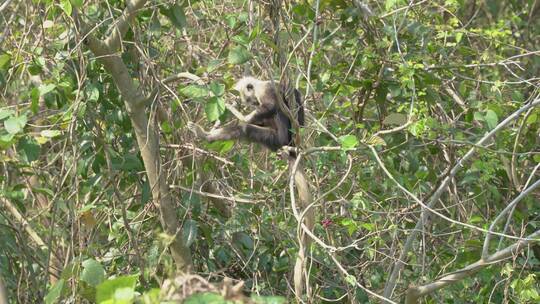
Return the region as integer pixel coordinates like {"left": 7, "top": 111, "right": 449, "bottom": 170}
{"left": 243, "top": 124, "right": 287, "bottom": 151}
{"left": 187, "top": 122, "right": 243, "bottom": 141}
{"left": 205, "top": 125, "right": 244, "bottom": 141}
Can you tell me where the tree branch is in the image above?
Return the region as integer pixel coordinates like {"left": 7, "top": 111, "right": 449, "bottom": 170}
{"left": 382, "top": 98, "right": 540, "bottom": 301}
{"left": 406, "top": 229, "right": 540, "bottom": 304}
{"left": 82, "top": 0, "right": 192, "bottom": 271}
{"left": 482, "top": 179, "right": 540, "bottom": 259}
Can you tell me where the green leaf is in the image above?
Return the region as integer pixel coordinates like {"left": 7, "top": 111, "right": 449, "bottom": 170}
{"left": 341, "top": 219, "right": 358, "bottom": 235}
{"left": 473, "top": 111, "right": 484, "bottom": 122}
{"left": 388, "top": 84, "right": 401, "bottom": 97}
{"left": 96, "top": 275, "right": 138, "bottom": 303}
{"left": 0, "top": 108, "right": 14, "bottom": 120}
{"left": 206, "top": 139, "right": 235, "bottom": 154}
{"left": 140, "top": 289, "right": 160, "bottom": 303}
{"left": 39, "top": 83, "right": 56, "bottom": 96}
{"left": 40, "top": 130, "right": 62, "bottom": 138}
{"left": 81, "top": 259, "right": 105, "bottom": 287}
{"left": 512, "top": 91, "right": 524, "bottom": 102}
{"left": 184, "top": 292, "right": 228, "bottom": 304}
{"left": 17, "top": 137, "right": 40, "bottom": 163}
{"left": 180, "top": 85, "right": 209, "bottom": 99}
{"left": 0, "top": 53, "right": 11, "bottom": 70}
{"left": 455, "top": 32, "right": 463, "bottom": 43}
{"left": 31, "top": 87, "right": 40, "bottom": 114}
{"left": 60, "top": 0, "right": 72, "bottom": 16}
{"left": 70, "top": 0, "right": 83, "bottom": 8}
{"left": 205, "top": 96, "right": 226, "bottom": 122}
{"left": 209, "top": 82, "right": 225, "bottom": 96}
{"left": 339, "top": 135, "right": 358, "bottom": 150}
{"left": 85, "top": 84, "right": 100, "bottom": 102}
{"left": 469, "top": 215, "right": 484, "bottom": 224}
{"left": 4, "top": 115, "right": 27, "bottom": 134}
{"left": 182, "top": 219, "right": 198, "bottom": 247}
{"left": 366, "top": 135, "right": 386, "bottom": 147}
{"left": 33, "top": 187, "right": 55, "bottom": 197}
{"left": 171, "top": 4, "right": 187, "bottom": 28}
{"left": 161, "top": 4, "right": 187, "bottom": 29}
{"left": 28, "top": 65, "right": 42, "bottom": 76}
{"left": 107, "top": 287, "right": 135, "bottom": 303}
{"left": 44, "top": 279, "right": 65, "bottom": 304}
{"left": 251, "top": 295, "right": 287, "bottom": 304}
{"left": 0, "top": 133, "right": 15, "bottom": 149}
{"left": 385, "top": 0, "right": 400, "bottom": 10}
{"left": 383, "top": 113, "right": 407, "bottom": 125}
{"left": 485, "top": 110, "right": 498, "bottom": 130}
{"left": 121, "top": 154, "right": 143, "bottom": 171}
{"left": 207, "top": 59, "right": 222, "bottom": 73}
{"left": 228, "top": 46, "right": 251, "bottom": 65}
{"left": 345, "top": 275, "right": 357, "bottom": 286}
{"left": 526, "top": 113, "right": 537, "bottom": 125}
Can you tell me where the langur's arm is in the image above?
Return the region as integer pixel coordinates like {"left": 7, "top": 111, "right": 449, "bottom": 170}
{"left": 187, "top": 121, "right": 245, "bottom": 142}
{"left": 245, "top": 103, "right": 276, "bottom": 123}
{"left": 224, "top": 103, "right": 247, "bottom": 121}
{"left": 224, "top": 103, "right": 275, "bottom": 123}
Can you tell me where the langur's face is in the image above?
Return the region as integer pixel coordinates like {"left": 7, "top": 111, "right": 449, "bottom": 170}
{"left": 234, "top": 78, "right": 260, "bottom": 108}
{"left": 235, "top": 83, "right": 258, "bottom": 107}
{"left": 243, "top": 83, "right": 259, "bottom": 106}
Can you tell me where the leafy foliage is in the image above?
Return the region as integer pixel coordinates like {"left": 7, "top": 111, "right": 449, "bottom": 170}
{"left": 1, "top": 0, "right": 539, "bottom": 303}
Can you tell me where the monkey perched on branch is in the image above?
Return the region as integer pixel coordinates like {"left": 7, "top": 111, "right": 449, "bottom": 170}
{"left": 187, "top": 76, "right": 304, "bottom": 155}
{"left": 188, "top": 76, "right": 314, "bottom": 298}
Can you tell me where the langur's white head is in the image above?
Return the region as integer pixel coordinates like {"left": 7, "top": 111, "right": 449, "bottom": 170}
{"left": 234, "top": 76, "right": 265, "bottom": 106}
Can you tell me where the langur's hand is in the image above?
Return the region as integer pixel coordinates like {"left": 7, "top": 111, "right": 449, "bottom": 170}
{"left": 224, "top": 103, "right": 247, "bottom": 121}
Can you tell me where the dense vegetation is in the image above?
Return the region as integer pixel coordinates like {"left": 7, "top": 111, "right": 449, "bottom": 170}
{"left": 1, "top": 0, "right": 539, "bottom": 303}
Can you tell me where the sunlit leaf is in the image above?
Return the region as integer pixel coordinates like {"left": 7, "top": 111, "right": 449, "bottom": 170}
{"left": 228, "top": 46, "right": 251, "bottom": 65}
{"left": 4, "top": 115, "right": 27, "bottom": 134}
{"left": 39, "top": 84, "right": 56, "bottom": 96}
{"left": 0, "top": 53, "right": 11, "bottom": 70}
{"left": 205, "top": 96, "right": 226, "bottom": 122}
{"left": 44, "top": 279, "right": 65, "bottom": 304}
{"left": 70, "top": 0, "right": 83, "bottom": 8}
{"left": 0, "top": 108, "right": 14, "bottom": 120}
{"left": 40, "top": 130, "right": 62, "bottom": 138}
{"left": 485, "top": 110, "right": 498, "bottom": 130}
{"left": 339, "top": 135, "right": 358, "bottom": 150}
{"left": 180, "top": 85, "right": 209, "bottom": 99}
{"left": 184, "top": 292, "right": 226, "bottom": 303}
{"left": 366, "top": 135, "right": 386, "bottom": 147}
{"left": 251, "top": 295, "right": 287, "bottom": 304}
{"left": 60, "top": 0, "right": 72, "bottom": 16}
{"left": 96, "top": 275, "right": 138, "bottom": 303}
{"left": 81, "top": 259, "right": 105, "bottom": 287}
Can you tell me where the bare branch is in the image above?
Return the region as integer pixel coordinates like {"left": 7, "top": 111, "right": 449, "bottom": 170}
{"left": 406, "top": 229, "right": 540, "bottom": 304}
{"left": 482, "top": 179, "right": 540, "bottom": 259}
{"left": 382, "top": 98, "right": 540, "bottom": 301}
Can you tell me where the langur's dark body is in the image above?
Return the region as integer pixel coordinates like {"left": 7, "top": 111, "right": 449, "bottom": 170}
{"left": 188, "top": 77, "right": 304, "bottom": 155}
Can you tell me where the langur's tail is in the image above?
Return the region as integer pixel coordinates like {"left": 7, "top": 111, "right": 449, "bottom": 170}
{"left": 293, "top": 89, "right": 305, "bottom": 127}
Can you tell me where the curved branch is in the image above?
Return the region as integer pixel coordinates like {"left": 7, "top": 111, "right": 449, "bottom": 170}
{"left": 382, "top": 98, "right": 540, "bottom": 301}
{"left": 482, "top": 179, "right": 540, "bottom": 259}
{"left": 406, "top": 229, "right": 540, "bottom": 304}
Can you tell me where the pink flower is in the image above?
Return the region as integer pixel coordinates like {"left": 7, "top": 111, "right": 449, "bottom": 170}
{"left": 321, "top": 219, "right": 333, "bottom": 228}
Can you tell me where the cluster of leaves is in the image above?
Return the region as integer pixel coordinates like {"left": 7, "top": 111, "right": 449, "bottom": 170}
{"left": 1, "top": 0, "right": 539, "bottom": 303}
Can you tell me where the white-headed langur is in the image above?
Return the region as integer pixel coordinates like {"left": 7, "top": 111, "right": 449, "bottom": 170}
{"left": 187, "top": 77, "right": 304, "bottom": 156}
